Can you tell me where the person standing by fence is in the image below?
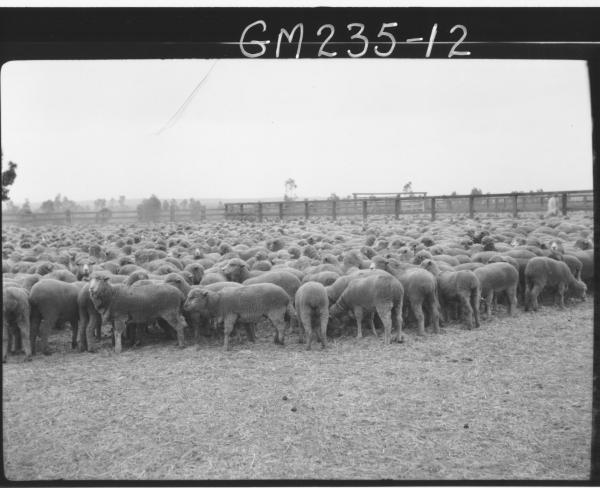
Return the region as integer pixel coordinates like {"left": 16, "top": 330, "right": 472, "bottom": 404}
{"left": 545, "top": 194, "right": 559, "bottom": 218}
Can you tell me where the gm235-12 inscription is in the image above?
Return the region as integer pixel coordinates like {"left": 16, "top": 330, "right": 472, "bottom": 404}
{"left": 239, "top": 21, "right": 470, "bottom": 58}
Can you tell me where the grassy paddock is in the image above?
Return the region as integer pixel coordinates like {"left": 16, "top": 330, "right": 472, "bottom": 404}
{"left": 2, "top": 300, "right": 593, "bottom": 480}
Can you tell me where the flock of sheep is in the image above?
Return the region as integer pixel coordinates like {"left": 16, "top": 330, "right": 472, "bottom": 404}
{"left": 2, "top": 212, "right": 594, "bottom": 362}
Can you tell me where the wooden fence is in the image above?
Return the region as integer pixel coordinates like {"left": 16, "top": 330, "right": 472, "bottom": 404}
{"left": 1, "top": 207, "right": 226, "bottom": 226}
{"left": 224, "top": 190, "right": 594, "bottom": 222}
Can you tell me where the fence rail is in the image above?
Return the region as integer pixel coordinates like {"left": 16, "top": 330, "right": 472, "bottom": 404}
{"left": 1, "top": 207, "right": 226, "bottom": 226}
{"left": 223, "top": 190, "right": 594, "bottom": 222}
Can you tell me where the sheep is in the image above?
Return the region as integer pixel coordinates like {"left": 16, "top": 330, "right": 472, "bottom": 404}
{"left": 222, "top": 258, "right": 251, "bottom": 283}
{"left": 294, "top": 282, "right": 329, "bottom": 350}
{"left": 184, "top": 282, "right": 244, "bottom": 345}
{"left": 329, "top": 273, "right": 403, "bottom": 345}
{"left": 183, "top": 283, "right": 291, "bottom": 351}
{"left": 3, "top": 286, "right": 32, "bottom": 362}
{"left": 89, "top": 273, "right": 187, "bottom": 353}
{"left": 41, "top": 269, "right": 78, "bottom": 283}
{"left": 473, "top": 262, "right": 519, "bottom": 319}
{"left": 380, "top": 259, "right": 440, "bottom": 336}
{"left": 524, "top": 257, "right": 587, "bottom": 311}
{"left": 420, "top": 259, "right": 481, "bottom": 330}
{"left": 302, "top": 271, "right": 340, "bottom": 287}
{"left": 29, "top": 279, "right": 87, "bottom": 355}
{"left": 243, "top": 270, "right": 301, "bottom": 302}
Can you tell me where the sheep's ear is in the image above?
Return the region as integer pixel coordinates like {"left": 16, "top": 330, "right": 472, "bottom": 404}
{"left": 103, "top": 276, "right": 110, "bottom": 282}
{"left": 201, "top": 290, "right": 209, "bottom": 297}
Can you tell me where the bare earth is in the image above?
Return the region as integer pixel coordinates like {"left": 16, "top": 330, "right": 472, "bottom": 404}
{"left": 2, "top": 300, "right": 593, "bottom": 480}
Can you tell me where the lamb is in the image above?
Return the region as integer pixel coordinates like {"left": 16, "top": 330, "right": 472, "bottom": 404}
{"left": 294, "top": 282, "right": 329, "bottom": 350}
{"left": 524, "top": 257, "right": 587, "bottom": 311}
{"left": 420, "top": 259, "right": 481, "bottom": 329}
{"left": 183, "top": 283, "right": 290, "bottom": 351}
{"left": 89, "top": 273, "right": 187, "bottom": 353}
{"left": 329, "top": 273, "right": 403, "bottom": 345}
{"left": 473, "top": 262, "right": 519, "bottom": 318}
{"left": 3, "top": 286, "right": 32, "bottom": 362}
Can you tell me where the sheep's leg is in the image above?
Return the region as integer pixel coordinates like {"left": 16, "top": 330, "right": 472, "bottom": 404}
{"left": 375, "top": 303, "right": 393, "bottom": 345}
{"left": 70, "top": 314, "right": 78, "bottom": 350}
{"left": 393, "top": 301, "right": 404, "bottom": 343}
{"left": 223, "top": 315, "right": 236, "bottom": 351}
{"left": 297, "top": 308, "right": 306, "bottom": 344}
{"left": 299, "top": 309, "right": 312, "bottom": 350}
{"left": 244, "top": 323, "right": 256, "bottom": 342}
{"left": 114, "top": 318, "right": 126, "bottom": 354}
{"left": 29, "top": 307, "right": 42, "bottom": 356}
{"left": 17, "top": 312, "right": 32, "bottom": 361}
{"left": 2, "top": 322, "right": 8, "bottom": 363}
{"left": 318, "top": 309, "right": 329, "bottom": 349}
{"left": 412, "top": 300, "right": 425, "bottom": 336}
{"left": 507, "top": 285, "right": 518, "bottom": 316}
{"left": 365, "top": 312, "right": 378, "bottom": 337}
{"left": 352, "top": 307, "right": 365, "bottom": 339}
{"left": 557, "top": 283, "right": 566, "bottom": 309}
{"left": 471, "top": 290, "right": 481, "bottom": 328}
{"left": 529, "top": 283, "right": 542, "bottom": 311}
{"left": 269, "top": 309, "right": 286, "bottom": 346}
{"left": 460, "top": 295, "right": 474, "bottom": 330}
{"left": 427, "top": 296, "right": 440, "bottom": 334}
{"left": 40, "top": 314, "right": 56, "bottom": 356}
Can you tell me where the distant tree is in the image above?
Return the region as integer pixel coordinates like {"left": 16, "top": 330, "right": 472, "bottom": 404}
{"left": 53, "top": 193, "right": 62, "bottom": 211}
{"left": 470, "top": 187, "right": 483, "bottom": 195}
{"left": 109, "top": 197, "right": 117, "bottom": 208}
{"left": 170, "top": 199, "right": 179, "bottom": 211}
{"left": 402, "top": 181, "right": 412, "bottom": 194}
{"left": 180, "top": 199, "right": 189, "bottom": 210}
{"left": 137, "top": 194, "right": 162, "bottom": 222}
{"left": 118, "top": 195, "right": 126, "bottom": 208}
{"left": 284, "top": 178, "right": 297, "bottom": 201}
{"left": 189, "top": 198, "right": 204, "bottom": 219}
{"left": 218, "top": 201, "right": 224, "bottom": 208}
{"left": 1, "top": 161, "right": 18, "bottom": 201}
{"left": 3, "top": 200, "right": 19, "bottom": 213}
{"left": 162, "top": 200, "right": 170, "bottom": 211}
{"left": 451, "top": 191, "right": 457, "bottom": 196}
{"left": 328, "top": 193, "right": 340, "bottom": 201}
{"left": 40, "top": 200, "right": 55, "bottom": 213}
{"left": 20, "top": 199, "right": 31, "bottom": 214}
{"left": 536, "top": 188, "right": 544, "bottom": 193}
{"left": 94, "top": 198, "right": 107, "bottom": 210}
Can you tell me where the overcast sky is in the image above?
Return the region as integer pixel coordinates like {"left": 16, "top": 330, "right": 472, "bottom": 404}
{"left": 0, "top": 58, "right": 593, "bottom": 204}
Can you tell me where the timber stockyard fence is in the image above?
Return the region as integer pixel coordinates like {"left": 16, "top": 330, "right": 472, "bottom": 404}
{"left": 223, "top": 190, "right": 594, "bottom": 222}
{"left": 1, "top": 190, "right": 594, "bottom": 227}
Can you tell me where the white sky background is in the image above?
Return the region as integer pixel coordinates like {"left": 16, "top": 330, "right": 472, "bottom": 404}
{"left": 0, "top": 58, "right": 593, "bottom": 203}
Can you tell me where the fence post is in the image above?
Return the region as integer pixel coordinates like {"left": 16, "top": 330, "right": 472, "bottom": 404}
{"left": 201, "top": 206, "right": 206, "bottom": 221}
{"left": 468, "top": 196, "right": 474, "bottom": 219}
{"left": 394, "top": 197, "right": 400, "bottom": 220}
{"left": 431, "top": 197, "right": 436, "bottom": 221}
{"left": 169, "top": 205, "right": 175, "bottom": 222}
{"left": 65, "top": 209, "right": 72, "bottom": 225}
{"left": 561, "top": 193, "right": 568, "bottom": 216}
{"left": 279, "top": 202, "right": 284, "bottom": 220}
{"left": 362, "top": 200, "right": 368, "bottom": 223}
{"left": 257, "top": 202, "right": 263, "bottom": 222}
{"left": 332, "top": 200, "right": 337, "bottom": 220}
{"left": 240, "top": 204, "right": 244, "bottom": 221}
{"left": 304, "top": 200, "right": 309, "bottom": 220}
{"left": 512, "top": 194, "right": 518, "bottom": 217}
{"left": 224, "top": 204, "right": 229, "bottom": 220}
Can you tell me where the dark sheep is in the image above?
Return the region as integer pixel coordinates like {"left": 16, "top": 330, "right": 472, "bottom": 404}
{"left": 525, "top": 257, "right": 587, "bottom": 311}
{"left": 421, "top": 259, "right": 481, "bottom": 330}
{"left": 3, "top": 286, "right": 32, "bottom": 362}
{"left": 89, "top": 273, "right": 187, "bottom": 353}
{"left": 29, "top": 279, "right": 86, "bottom": 355}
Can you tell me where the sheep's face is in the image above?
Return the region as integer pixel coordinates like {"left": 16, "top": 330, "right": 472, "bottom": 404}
{"left": 183, "top": 289, "right": 209, "bottom": 314}
{"left": 89, "top": 273, "right": 111, "bottom": 296}
{"left": 165, "top": 274, "right": 186, "bottom": 293}
{"left": 578, "top": 283, "right": 588, "bottom": 300}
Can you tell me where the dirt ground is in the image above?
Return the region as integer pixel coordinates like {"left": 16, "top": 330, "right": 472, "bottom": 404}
{"left": 2, "top": 299, "right": 593, "bottom": 480}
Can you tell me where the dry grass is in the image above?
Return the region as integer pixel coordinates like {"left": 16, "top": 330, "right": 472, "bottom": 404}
{"left": 2, "top": 300, "right": 593, "bottom": 481}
